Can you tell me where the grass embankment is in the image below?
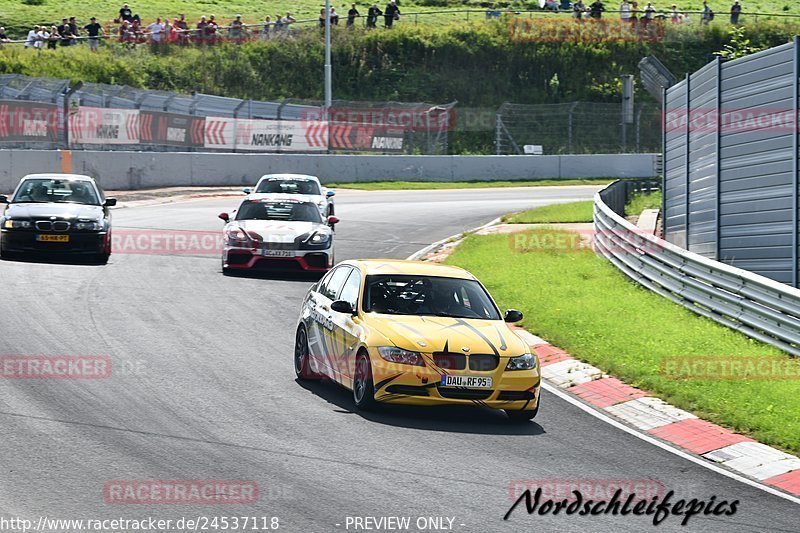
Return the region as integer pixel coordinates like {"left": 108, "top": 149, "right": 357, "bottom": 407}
{"left": 328, "top": 179, "right": 613, "bottom": 190}
{"left": 501, "top": 189, "right": 663, "bottom": 224}
{"left": 445, "top": 204, "right": 800, "bottom": 454}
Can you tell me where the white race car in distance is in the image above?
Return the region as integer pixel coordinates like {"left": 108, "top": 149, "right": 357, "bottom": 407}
{"left": 243, "top": 174, "right": 335, "bottom": 217}
{"left": 218, "top": 196, "right": 338, "bottom": 273}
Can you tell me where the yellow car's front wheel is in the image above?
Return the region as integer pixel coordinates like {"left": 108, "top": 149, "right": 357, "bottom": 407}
{"left": 353, "top": 351, "right": 376, "bottom": 410}
{"left": 505, "top": 396, "right": 540, "bottom": 422}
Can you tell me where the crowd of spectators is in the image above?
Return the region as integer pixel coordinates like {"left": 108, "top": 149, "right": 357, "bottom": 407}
{"left": 6, "top": 1, "right": 754, "bottom": 51}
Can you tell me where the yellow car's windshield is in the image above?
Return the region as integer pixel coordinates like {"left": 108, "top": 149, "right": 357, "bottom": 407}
{"left": 363, "top": 274, "right": 500, "bottom": 320}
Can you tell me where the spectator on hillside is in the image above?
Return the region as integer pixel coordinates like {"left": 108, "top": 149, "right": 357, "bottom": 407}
{"left": 34, "top": 25, "right": 49, "bottom": 49}
{"left": 229, "top": 14, "right": 244, "bottom": 41}
{"left": 319, "top": 9, "right": 327, "bottom": 27}
{"left": 642, "top": 2, "right": 656, "bottom": 25}
{"left": 573, "top": 0, "right": 586, "bottom": 19}
{"left": 119, "top": 4, "right": 133, "bottom": 22}
{"left": 367, "top": 4, "right": 382, "bottom": 28}
{"left": 544, "top": 0, "right": 560, "bottom": 11}
{"left": 161, "top": 17, "right": 177, "bottom": 43}
{"left": 332, "top": 7, "right": 341, "bottom": 25}
{"left": 589, "top": 0, "right": 605, "bottom": 19}
{"left": 68, "top": 17, "right": 78, "bottom": 45}
{"left": 261, "top": 16, "right": 272, "bottom": 37}
{"left": 196, "top": 16, "right": 208, "bottom": 43}
{"left": 206, "top": 15, "right": 219, "bottom": 43}
{"left": 730, "top": 1, "right": 741, "bottom": 23}
{"left": 84, "top": 17, "right": 104, "bottom": 51}
{"left": 670, "top": 4, "right": 680, "bottom": 22}
{"left": 620, "top": 0, "right": 632, "bottom": 22}
{"left": 274, "top": 15, "right": 285, "bottom": 32}
{"left": 174, "top": 14, "right": 188, "bottom": 42}
{"left": 46, "top": 26, "right": 59, "bottom": 48}
{"left": 132, "top": 13, "right": 142, "bottom": 25}
{"left": 701, "top": 1, "right": 713, "bottom": 24}
{"left": 630, "top": 1, "right": 640, "bottom": 24}
{"left": 384, "top": 0, "right": 400, "bottom": 28}
{"left": 25, "top": 25, "right": 39, "bottom": 48}
{"left": 57, "top": 19, "right": 72, "bottom": 46}
{"left": 0, "top": 27, "right": 10, "bottom": 43}
{"left": 147, "top": 17, "right": 165, "bottom": 48}
{"left": 347, "top": 4, "right": 360, "bottom": 26}
{"left": 285, "top": 12, "right": 296, "bottom": 25}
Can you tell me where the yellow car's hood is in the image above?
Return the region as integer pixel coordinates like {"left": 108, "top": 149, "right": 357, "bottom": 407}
{"left": 367, "top": 314, "right": 528, "bottom": 357}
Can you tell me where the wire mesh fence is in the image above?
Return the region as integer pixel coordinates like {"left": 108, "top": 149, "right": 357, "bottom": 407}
{"left": 0, "top": 74, "right": 454, "bottom": 154}
{"left": 496, "top": 101, "right": 661, "bottom": 154}
{"left": 0, "top": 74, "right": 663, "bottom": 155}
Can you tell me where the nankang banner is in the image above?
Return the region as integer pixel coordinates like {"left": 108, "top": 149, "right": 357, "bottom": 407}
{"left": 69, "top": 106, "right": 140, "bottom": 145}
{"left": 0, "top": 100, "right": 59, "bottom": 143}
{"left": 204, "top": 117, "right": 328, "bottom": 152}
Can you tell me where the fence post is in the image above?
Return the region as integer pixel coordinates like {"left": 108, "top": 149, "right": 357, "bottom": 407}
{"left": 635, "top": 105, "right": 642, "bottom": 153}
{"left": 793, "top": 37, "right": 799, "bottom": 287}
{"left": 62, "top": 81, "right": 83, "bottom": 150}
{"left": 715, "top": 57, "right": 722, "bottom": 262}
{"left": 567, "top": 101, "right": 577, "bottom": 153}
{"left": 684, "top": 72, "right": 691, "bottom": 250}
{"left": 495, "top": 112, "right": 502, "bottom": 155}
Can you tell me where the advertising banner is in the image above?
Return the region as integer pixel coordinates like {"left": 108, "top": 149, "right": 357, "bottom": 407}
{"left": 69, "top": 106, "right": 140, "bottom": 145}
{"left": 140, "top": 111, "right": 205, "bottom": 147}
{"left": 0, "top": 100, "right": 59, "bottom": 143}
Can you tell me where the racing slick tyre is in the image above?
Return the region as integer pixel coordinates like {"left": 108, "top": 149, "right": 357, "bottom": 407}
{"left": 294, "top": 326, "right": 322, "bottom": 380}
{"left": 353, "top": 350, "right": 377, "bottom": 410}
{"left": 505, "top": 400, "right": 539, "bottom": 422}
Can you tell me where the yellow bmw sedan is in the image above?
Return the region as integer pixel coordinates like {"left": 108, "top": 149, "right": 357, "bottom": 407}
{"left": 294, "top": 259, "right": 541, "bottom": 421}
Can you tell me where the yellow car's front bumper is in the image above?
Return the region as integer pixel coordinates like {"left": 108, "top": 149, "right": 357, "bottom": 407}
{"left": 369, "top": 349, "right": 540, "bottom": 411}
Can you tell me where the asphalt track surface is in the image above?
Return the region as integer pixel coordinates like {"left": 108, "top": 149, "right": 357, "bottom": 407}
{"left": 1, "top": 187, "right": 797, "bottom": 533}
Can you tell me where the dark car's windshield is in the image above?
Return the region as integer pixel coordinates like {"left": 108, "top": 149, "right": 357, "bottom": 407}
{"left": 363, "top": 275, "right": 501, "bottom": 320}
{"left": 12, "top": 179, "right": 100, "bottom": 206}
{"left": 255, "top": 178, "right": 321, "bottom": 196}
{"left": 235, "top": 200, "right": 323, "bottom": 223}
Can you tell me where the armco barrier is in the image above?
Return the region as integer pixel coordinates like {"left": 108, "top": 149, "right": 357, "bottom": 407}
{"left": 595, "top": 179, "right": 800, "bottom": 357}
{"left": 0, "top": 151, "right": 658, "bottom": 192}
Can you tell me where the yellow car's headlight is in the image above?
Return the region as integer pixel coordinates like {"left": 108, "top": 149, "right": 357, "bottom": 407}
{"left": 506, "top": 353, "right": 536, "bottom": 371}
{"left": 377, "top": 346, "right": 424, "bottom": 366}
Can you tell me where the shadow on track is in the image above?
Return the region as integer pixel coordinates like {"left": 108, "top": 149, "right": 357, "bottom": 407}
{"left": 221, "top": 269, "right": 325, "bottom": 282}
{"left": 0, "top": 253, "right": 107, "bottom": 266}
{"left": 295, "top": 378, "right": 545, "bottom": 436}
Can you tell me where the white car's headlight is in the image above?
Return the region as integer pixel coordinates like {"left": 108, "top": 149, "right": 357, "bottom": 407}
{"left": 506, "top": 353, "right": 537, "bottom": 371}
{"left": 377, "top": 346, "right": 424, "bottom": 366}
{"left": 310, "top": 232, "right": 331, "bottom": 244}
{"left": 225, "top": 226, "right": 250, "bottom": 245}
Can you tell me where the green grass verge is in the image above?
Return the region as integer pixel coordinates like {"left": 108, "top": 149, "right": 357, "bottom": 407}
{"left": 502, "top": 200, "right": 594, "bottom": 224}
{"left": 327, "top": 179, "right": 614, "bottom": 190}
{"left": 625, "top": 191, "right": 663, "bottom": 217}
{"left": 445, "top": 231, "right": 800, "bottom": 454}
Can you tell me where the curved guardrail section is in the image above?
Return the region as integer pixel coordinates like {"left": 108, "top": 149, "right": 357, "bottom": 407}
{"left": 594, "top": 179, "right": 800, "bottom": 357}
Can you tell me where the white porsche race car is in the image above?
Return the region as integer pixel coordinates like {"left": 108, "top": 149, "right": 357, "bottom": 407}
{"left": 218, "top": 196, "right": 338, "bottom": 273}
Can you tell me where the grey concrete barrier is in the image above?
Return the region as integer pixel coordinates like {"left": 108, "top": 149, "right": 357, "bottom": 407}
{"left": 0, "top": 150, "right": 659, "bottom": 192}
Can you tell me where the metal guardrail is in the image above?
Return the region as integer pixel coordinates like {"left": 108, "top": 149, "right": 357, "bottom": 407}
{"left": 594, "top": 179, "right": 800, "bottom": 357}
